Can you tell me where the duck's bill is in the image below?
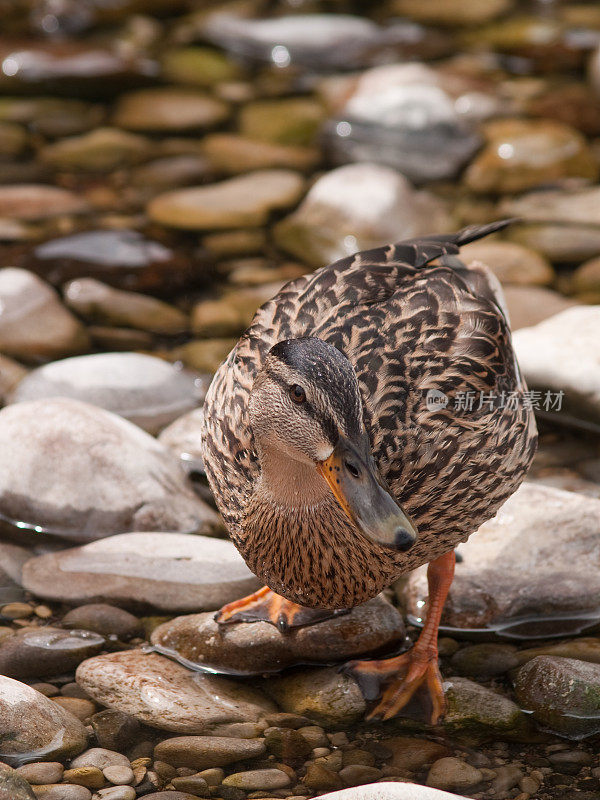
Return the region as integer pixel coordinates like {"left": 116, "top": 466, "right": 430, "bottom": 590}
{"left": 316, "top": 436, "right": 418, "bottom": 552}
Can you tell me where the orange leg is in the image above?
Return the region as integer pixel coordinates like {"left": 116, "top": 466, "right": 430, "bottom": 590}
{"left": 345, "top": 550, "right": 455, "bottom": 724}
{"left": 215, "top": 586, "right": 347, "bottom": 633}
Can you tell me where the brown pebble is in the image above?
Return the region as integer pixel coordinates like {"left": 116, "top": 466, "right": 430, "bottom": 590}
{"left": 103, "top": 765, "right": 135, "bottom": 785}
{"left": 35, "top": 605, "right": 53, "bottom": 619}
{"left": 52, "top": 697, "right": 96, "bottom": 720}
{"left": 1, "top": 602, "right": 32, "bottom": 619}
{"left": 303, "top": 763, "right": 344, "bottom": 792}
{"left": 15, "top": 762, "right": 64, "bottom": 784}
{"left": 63, "top": 766, "right": 105, "bottom": 789}
{"left": 29, "top": 682, "right": 59, "bottom": 697}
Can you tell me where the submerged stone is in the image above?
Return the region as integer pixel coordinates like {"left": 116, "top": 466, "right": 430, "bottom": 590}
{"left": 0, "top": 268, "right": 89, "bottom": 363}
{"left": 28, "top": 230, "right": 201, "bottom": 293}
{"left": 148, "top": 170, "right": 305, "bottom": 230}
{"left": 205, "top": 14, "right": 383, "bottom": 70}
{"left": 405, "top": 483, "right": 600, "bottom": 639}
{"left": 465, "top": 119, "right": 598, "bottom": 193}
{"left": 0, "top": 627, "right": 104, "bottom": 679}
{"left": 22, "top": 532, "right": 259, "bottom": 611}
{"left": 39, "top": 128, "right": 153, "bottom": 172}
{"left": 0, "top": 676, "right": 88, "bottom": 766}
{"left": 10, "top": 352, "right": 201, "bottom": 435}
{"left": 0, "top": 764, "right": 36, "bottom": 800}
{"left": 151, "top": 595, "right": 404, "bottom": 674}
{"left": 459, "top": 240, "right": 554, "bottom": 286}
{"left": 514, "top": 656, "right": 600, "bottom": 738}
{"left": 113, "top": 88, "right": 229, "bottom": 132}
{"left": 76, "top": 650, "right": 276, "bottom": 733}
{"left": 0, "top": 184, "right": 89, "bottom": 221}
{"left": 323, "top": 64, "right": 482, "bottom": 183}
{"left": 275, "top": 162, "right": 450, "bottom": 267}
{"left": 0, "top": 398, "right": 219, "bottom": 541}
{"left": 63, "top": 278, "right": 189, "bottom": 334}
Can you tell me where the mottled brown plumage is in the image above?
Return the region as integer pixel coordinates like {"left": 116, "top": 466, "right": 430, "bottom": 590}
{"left": 201, "top": 222, "right": 537, "bottom": 611}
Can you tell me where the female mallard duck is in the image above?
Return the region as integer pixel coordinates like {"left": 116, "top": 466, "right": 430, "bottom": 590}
{"left": 201, "top": 221, "right": 537, "bottom": 722}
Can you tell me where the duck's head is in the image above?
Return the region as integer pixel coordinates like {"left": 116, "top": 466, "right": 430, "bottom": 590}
{"left": 249, "top": 337, "right": 418, "bottom": 553}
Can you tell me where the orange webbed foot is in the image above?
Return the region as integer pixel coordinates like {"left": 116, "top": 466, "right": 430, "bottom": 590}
{"left": 215, "top": 586, "right": 347, "bottom": 633}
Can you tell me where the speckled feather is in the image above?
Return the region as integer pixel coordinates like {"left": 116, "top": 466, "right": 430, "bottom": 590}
{"left": 201, "top": 223, "right": 537, "bottom": 609}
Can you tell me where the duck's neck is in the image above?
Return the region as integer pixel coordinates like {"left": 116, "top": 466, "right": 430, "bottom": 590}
{"left": 252, "top": 447, "right": 331, "bottom": 510}
{"left": 239, "top": 445, "right": 395, "bottom": 609}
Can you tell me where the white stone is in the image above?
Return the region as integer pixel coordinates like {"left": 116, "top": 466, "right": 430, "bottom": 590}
{"left": 514, "top": 306, "right": 600, "bottom": 423}
{"left": 317, "top": 783, "right": 469, "bottom": 800}
{"left": 0, "top": 398, "right": 219, "bottom": 540}
{"left": 0, "top": 268, "right": 88, "bottom": 362}
{"left": 10, "top": 352, "right": 202, "bottom": 435}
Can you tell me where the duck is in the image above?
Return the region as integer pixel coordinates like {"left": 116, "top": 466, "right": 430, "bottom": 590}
{"left": 201, "top": 220, "right": 537, "bottom": 723}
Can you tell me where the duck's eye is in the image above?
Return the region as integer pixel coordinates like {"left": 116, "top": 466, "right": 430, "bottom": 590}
{"left": 290, "top": 384, "right": 306, "bottom": 404}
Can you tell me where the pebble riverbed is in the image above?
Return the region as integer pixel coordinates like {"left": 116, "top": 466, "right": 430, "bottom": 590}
{"left": 1, "top": 0, "right": 600, "bottom": 799}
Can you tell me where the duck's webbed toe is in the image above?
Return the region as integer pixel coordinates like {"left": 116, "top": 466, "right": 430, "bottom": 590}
{"left": 215, "top": 586, "right": 347, "bottom": 633}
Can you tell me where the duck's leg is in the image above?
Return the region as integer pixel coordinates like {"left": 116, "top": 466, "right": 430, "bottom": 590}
{"left": 215, "top": 586, "right": 347, "bottom": 633}
{"left": 345, "top": 550, "right": 455, "bottom": 724}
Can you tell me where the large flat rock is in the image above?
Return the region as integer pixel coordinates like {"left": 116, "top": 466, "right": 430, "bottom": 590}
{"left": 22, "top": 532, "right": 260, "bottom": 612}
{"left": 76, "top": 650, "right": 276, "bottom": 733}
{"left": 0, "top": 398, "right": 219, "bottom": 541}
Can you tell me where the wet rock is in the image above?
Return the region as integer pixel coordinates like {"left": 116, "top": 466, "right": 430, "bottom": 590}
{"left": 76, "top": 650, "right": 276, "bottom": 733}
{"left": 70, "top": 748, "right": 130, "bottom": 771}
{"left": 0, "top": 41, "right": 153, "bottom": 95}
{"left": 526, "top": 82, "right": 600, "bottom": 137}
{"left": 64, "top": 279, "right": 188, "bottom": 334}
{"left": 405, "top": 483, "right": 600, "bottom": 639}
{"left": 151, "top": 596, "right": 404, "bottom": 674}
{"left": 0, "top": 354, "right": 28, "bottom": 403}
{"left": 203, "top": 229, "right": 266, "bottom": 258}
{"left": 14, "top": 763, "right": 64, "bottom": 785}
{"left": 264, "top": 727, "right": 312, "bottom": 762}
{"left": 61, "top": 605, "right": 140, "bottom": 639}
{"left": 39, "top": 128, "right": 153, "bottom": 172}
{"left": 29, "top": 230, "right": 200, "bottom": 294}
{"left": 517, "top": 637, "right": 600, "bottom": 667}
{"left": 223, "top": 768, "right": 290, "bottom": 790}
{"left": 450, "top": 644, "right": 519, "bottom": 678}
{"left": 90, "top": 710, "right": 141, "bottom": 752}
{"left": 153, "top": 736, "right": 265, "bottom": 769}
{"left": 426, "top": 758, "right": 483, "bottom": 792}
{"left": 190, "top": 297, "right": 247, "bottom": 338}
{"left": 0, "top": 627, "right": 104, "bottom": 679}
{"left": 323, "top": 64, "right": 482, "bottom": 183}
{"left": 130, "top": 155, "right": 211, "bottom": 191}
{"left": 0, "top": 398, "right": 218, "bottom": 540}
{"left": 33, "top": 787, "right": 92, "bottom": 800}
{"left": 113, "top": 89, "right": 228, "bottom": 132}
{"left": 201, "top": 134, "right": 318, "bottom": 174}
{"left": 166, "top": 338, "right": 237, "bottom": 375}
{"left": 501, "top": 185, "right": 600, "bottom": 261}
{"left": 463, "top": 15, "right": 599, "bottom": 73}
{"left": 149, "top": 170, "right": 304, "bottom": 230}
{"left": 465, "top": 119, "right": 598, "bottom": 194}
{"left": 0, "top": 185, "right": 88, "bottom": 221}
{"left": 514, "top": 306, "right": 600, "bottom": 424}
{"left": 443, "top": 677, "right": 534, "bottom": 743}
{"left": 52, "top": 697, "right": 96, "bottom": 722}
{"left": 0, "top": 121, "right": 26, "bottom": 156}
{"left": 502, "top": 285, "right": 578, "bottom": 330}
{"left": 0, "top": 269, "right": 89, "bottom": 363}
{"left": 23, "top": 532, "right": 258, "bottom": 611}
{"left": 514, "top": 656, "right": 600, "bottom": 738}
{"left": 160, "top": 47, "right": 241, "bottom": 87}
{"left": 388, "top": 0, "right": 512, "bottom": 27}
{"left": 570, "top": 257, "right": 600, "bottom": 303}
{"left": 266, "top": 667, "right": 366, "bottom": 729}
{"left": 0, "top": 676, "right": 88, "bottom": 766}
{"left": 459, "top": 240, "right": 553, "bottom": 286}
{"left": 274, "top": 162, "right": 451, "bottom": 267}
{"left": 379, "top": 737, "right": 449, "bottom": 774}
{"left": 239, "top": 98, "right": 324, "bottom": 147}
{"left": 10, "top": 352, "right": 200, "bottom": 435}
{"left": 0, "top": 764, "right": 36, "bottom": 800}
{"left": 206, "top": 13, "right": 384, "bottom": 70}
